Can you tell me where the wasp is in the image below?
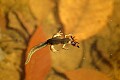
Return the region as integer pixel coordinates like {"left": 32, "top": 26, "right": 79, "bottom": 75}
{"left": 25, "top": 31, "right": 79, "bottom": 64}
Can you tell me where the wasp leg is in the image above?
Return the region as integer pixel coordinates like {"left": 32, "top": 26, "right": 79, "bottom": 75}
{"left": 50, "top": 45, "right": 58, "bottom": 52}
{"left": 52, "top": 31, "right": 63, "bottom": 38}
{"left": 62, "top": 44, "right": 68, "bottom": 50}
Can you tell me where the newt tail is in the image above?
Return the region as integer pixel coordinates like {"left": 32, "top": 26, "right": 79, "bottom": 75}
{"left": 25, "top": 41, "right": 47, "bottom": 64}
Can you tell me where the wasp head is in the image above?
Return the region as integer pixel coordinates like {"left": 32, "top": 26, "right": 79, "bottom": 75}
{"left": 70, "top": 36, "right": 80, "bottom": 48}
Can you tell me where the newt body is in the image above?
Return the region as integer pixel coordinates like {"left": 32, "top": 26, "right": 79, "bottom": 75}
{"left": 47, "top": 37, "right": 70, "bottom": 45}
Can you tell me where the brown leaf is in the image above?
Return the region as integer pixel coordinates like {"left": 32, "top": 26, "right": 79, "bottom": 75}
{"left": 29, "top": 0, "right": 54, "bottom": 21}
{"left": 59, "top": 0, "right": 113, "bottom": 40}
{"left": 0, "top": 9, "right": 6, "bottom": 30}
{"left": 64, "top": 68, "right": 111, "bottom": 80}
{"left": 25, "top": 26, "right": 51, "bottom": 80}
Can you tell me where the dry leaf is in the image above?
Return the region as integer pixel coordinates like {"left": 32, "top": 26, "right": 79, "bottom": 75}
{"left": 25, "top": 26, "right": 51, "bottom": 80}
{"left": 0, "top": 9, "right": 6, "bottom": 30}
{"left": 64, "top": 68, "right": 111, "bottom": 80}
{"left": 14, "top": 11, "right": 36, "bottom": 35}
{"left": 51, "top": 45, "right": 83, "bottom": 70}
{"left": 59, "top": 0, "right": 113, "bottom": 40}
{"left": 29, "top": 0, "right": 54, "bottom": 21}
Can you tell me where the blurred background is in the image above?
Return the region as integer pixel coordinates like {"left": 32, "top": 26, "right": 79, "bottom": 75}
{"left": 0, "top": 0, "right": 120, "bottom": 80}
